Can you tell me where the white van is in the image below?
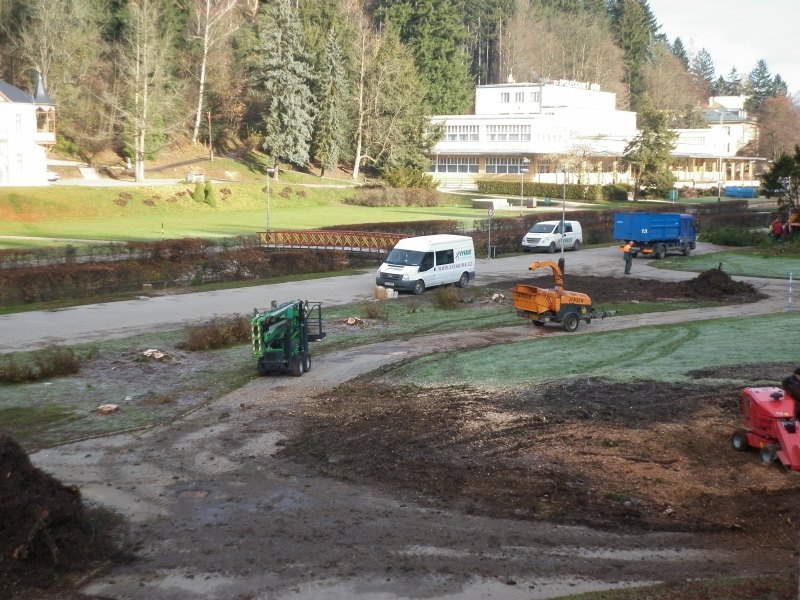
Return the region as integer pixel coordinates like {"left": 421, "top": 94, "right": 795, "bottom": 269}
{"left": 521, "top": 220, "right": 583, "bottom": 253}
{"left": 376, "top": 234, "right": 475, "bottom": 295}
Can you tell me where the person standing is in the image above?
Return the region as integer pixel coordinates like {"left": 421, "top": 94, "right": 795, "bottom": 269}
{"left": 782, "top": 367, "right": 800, "bottom": 403}
{"left": 771, "top": 217, "right": 783, "bottom": 241}
{"left": 621, "top": 241, "right": 634, "bottom": 275}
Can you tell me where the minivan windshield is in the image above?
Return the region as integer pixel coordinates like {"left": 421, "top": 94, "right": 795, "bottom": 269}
{"left": 386, "top": 248, "right": 424, "bottom": 266}
{"left": 528, "top": 223, "right": 557, "bottom": 234}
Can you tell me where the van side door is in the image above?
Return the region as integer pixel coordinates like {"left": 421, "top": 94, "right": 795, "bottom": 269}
{"left": 434, "top": 248, "right": 455, "bottom": 285}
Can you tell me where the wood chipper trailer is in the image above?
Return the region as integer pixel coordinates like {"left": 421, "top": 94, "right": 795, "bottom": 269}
{"left": 511, "top": 260, "right": 616, "bottom": 332}
{"left": 732, "top": 387, "right": 800, "bottom": 470}
{"left": 251, "top": 300, "right": 326, "bottom": 376}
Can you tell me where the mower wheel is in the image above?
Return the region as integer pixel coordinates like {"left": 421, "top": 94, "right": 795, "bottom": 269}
{"left": 257, "top": 358, "right": 269, "bottom": 376}
{"left": 290, "top": 355, "right": 304, "bottom": 377}
{"left": 302, "top": 352, "right": 311, "bottom": 373}
{"left": 731, "top": 430, "right": 749, "bottom": 451}
{"left": 562, "top": 313, "right": 579, "bottom": 332}
{"left": 760, "top": 444, "right": 778, "bottom": 464}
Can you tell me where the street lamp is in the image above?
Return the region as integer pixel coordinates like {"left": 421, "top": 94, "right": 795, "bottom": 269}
{"left": 265, "top": 167, "right": 276, "bottom": 235}
{"left": 519, "top": 157, "right": 530, "bottom": 216}
{"left": 561, "top": 168, "right": 567, "bottom": 265}
{"left": 713, "top": 109, "right": 724, "bottom": 202}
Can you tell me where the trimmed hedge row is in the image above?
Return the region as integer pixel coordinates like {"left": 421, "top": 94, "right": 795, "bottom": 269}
{"left": 476, "top": 180, "right": 630, "bottom": 202}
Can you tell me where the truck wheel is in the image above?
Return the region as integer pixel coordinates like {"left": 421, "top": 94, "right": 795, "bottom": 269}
{"left": 290, "top": 356, "right": 304, "bottom": 377}
{"left": 731, "top": 430, "right": 749, "bottom": 451}
{"left": 413, "top": 280, "right": 425, "bottom": 295}
{"left": 456, "top": 272, "right": 469, "bottom": 288}
{"left": 572, "top": 240, "right": 581, "bottom": 251}
{"left": 562, "top": 313, "right": 579, "bottom": 332}
{"left": 654, "top": 245, "right": 666, "bottom": 259}
{"left": 682, "top": 244, "right": 692, "bottom": 256}
{"left": 302, "top": 352, "right": 311, "bottom": 373}
{"left": 547, "top": 242, "right": 556, "bottom": 254}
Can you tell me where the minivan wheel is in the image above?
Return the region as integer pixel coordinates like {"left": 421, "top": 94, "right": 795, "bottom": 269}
{"left": 547, "top": 242, "right": 556, "bottom": 254}
{"left": 572, "top": 240, "right": 581, "bottom": 251}
{"left": 413, "top": 280, "right": 425, "bottom": 295}
{"left": 456, "top": 272, "right": 469, "bottom": 288}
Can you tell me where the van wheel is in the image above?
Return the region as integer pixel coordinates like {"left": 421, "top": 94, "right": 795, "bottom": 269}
{"left": 413, "top": 280, "right": 425, "bottom": 295}
{"left": 572, "top": 240, "right": 581, "bottom": 251}
{"left": 456, "top": 272, "right": 469, "bottom": 288}
{"left": 547, "top": 242, "right": 556, "bottom": 254}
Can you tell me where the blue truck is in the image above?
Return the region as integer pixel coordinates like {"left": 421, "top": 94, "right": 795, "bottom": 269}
{"left": 613, "top": 212, "right": 696, "bottom": 259}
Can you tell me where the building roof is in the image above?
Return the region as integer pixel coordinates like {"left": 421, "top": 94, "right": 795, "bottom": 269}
{"left": 34, "top": 72, "right": 53, "bottom": 104}
{"left": 0, "top": 80, "right": 34, "bottom": 103}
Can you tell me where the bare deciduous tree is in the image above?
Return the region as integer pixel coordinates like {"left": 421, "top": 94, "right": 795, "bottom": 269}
{"left": 188, "top": 0, "right": 242, "bottom": 145}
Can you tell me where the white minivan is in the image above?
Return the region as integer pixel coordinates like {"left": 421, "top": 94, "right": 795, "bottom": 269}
{"left": 376, "top": 234, "right": 475, "bottom": 295}
{"left": 521, "top": 220, "right": 583, "bottom": 253}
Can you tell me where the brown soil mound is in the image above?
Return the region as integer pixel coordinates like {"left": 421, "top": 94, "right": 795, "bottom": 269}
{"left": 0, "top": 436, "right": 130, "bottom": 595}
{"left": 679, "top": 268, "right": 759, "bottom": 299}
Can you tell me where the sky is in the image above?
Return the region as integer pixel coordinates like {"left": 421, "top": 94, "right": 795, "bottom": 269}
{"left": 647, "top": 0, "right": 799, "bottom": 96}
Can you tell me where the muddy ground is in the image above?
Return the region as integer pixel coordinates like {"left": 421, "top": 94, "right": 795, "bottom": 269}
{"left": 2, "top": 269, "right": 799, "bottom": 599}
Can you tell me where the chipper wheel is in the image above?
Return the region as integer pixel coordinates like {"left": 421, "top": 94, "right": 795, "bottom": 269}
{"left": 562, "top": 313, "right": 580, "bottom": 332}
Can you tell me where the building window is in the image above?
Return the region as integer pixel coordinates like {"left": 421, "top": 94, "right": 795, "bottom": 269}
{"left": 486, "top": 124, "right": 531, "bottom": 142}
{"left": 500, "top": 92, "right": 510, "bottom": 103}
{"left": 446, "top": 124, "right": 479, "bottom": 141}
{"left": 432, "top": 157, "right": 478, "bottom": 173}
{"left": 515, "top": 92, "right": 524, "bottom": 103}
{"left": 530, "top": 91, "right": 541, "bottom": 103}
{"left": 15, "top": 114, "right": 22, "bottom": 133}
{"left": 486, "top": 157, "right": 525, "bottom": 174}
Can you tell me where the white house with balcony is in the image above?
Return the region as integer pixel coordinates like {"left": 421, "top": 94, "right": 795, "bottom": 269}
{"left": 0, "top": 74, "right": 55, "bottom": 186}
{"left": 429, "top": 81, "right": 761, "bottom": 191}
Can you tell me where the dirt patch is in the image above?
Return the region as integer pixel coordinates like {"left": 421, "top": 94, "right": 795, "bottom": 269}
{"left": 280, "top": 375, "right": 800, "bottom": 540}
{"left": 0, "top": 436, "right": 130, "bottom": 596}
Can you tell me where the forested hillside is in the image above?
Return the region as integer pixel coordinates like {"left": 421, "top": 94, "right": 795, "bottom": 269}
{"left": 0, "top": 0, "right": 797, "bottom": 180}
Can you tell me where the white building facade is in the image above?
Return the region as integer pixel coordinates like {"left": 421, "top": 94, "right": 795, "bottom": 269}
{"left": 0, "top": 76, "right": 55, "bottom": 186}
{"left": 429, "top": 81, "right": 761, "bottom": 191}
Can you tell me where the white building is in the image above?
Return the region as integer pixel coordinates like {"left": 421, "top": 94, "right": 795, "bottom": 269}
{"left": 429, "top": 81, "right": 761, "bottom": 191}
{"left": 0, "top": 75, "right": 55, "bottom": 186}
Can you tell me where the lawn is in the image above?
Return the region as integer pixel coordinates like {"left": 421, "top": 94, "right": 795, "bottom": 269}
{"left": 657, "top": 249, "right": 798, "bottom": 279}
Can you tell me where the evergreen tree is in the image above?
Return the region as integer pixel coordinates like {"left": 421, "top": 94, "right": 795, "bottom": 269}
{"left": 254, "top": 0, "right": 316, "bottom": 175}
{"left": 689, "top": 48, "right": 715, "bottom": 91}
{"left": 760, "top": 146, "right": 800, "bottom": 209}
{"left": 772, "top": 74, "right": 789, "bottom": 98}
{"left": 376, "top": 0, "right": 473, "bottom": 114}
{"left": 671, "top": 37, "right": 689, "bottom": 69}
{"left": 623, "top": 106, "right": 677, "bottom": 200}
{"left": 722, "top": 67, "right": 743, "bottom": 95}
{"left": 312, "top": 28, "right": 347, "bottom": 177}
{"left": 745, "top": 59, "right": 773, "bottom": 111}
{"left": 609, "top": 0, "right": 653, "bottom": 111}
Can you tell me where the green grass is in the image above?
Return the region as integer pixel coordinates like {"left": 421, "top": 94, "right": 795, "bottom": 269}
{"left": 657, "top": 249, "right": 798, "bottom": 279}
{"left": 384, "top": 311, "right": 800, "bottom": 387}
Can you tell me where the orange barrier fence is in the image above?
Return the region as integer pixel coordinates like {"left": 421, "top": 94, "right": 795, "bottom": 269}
{"left": 258, "top": 230, "right": 407, "bottom": 254}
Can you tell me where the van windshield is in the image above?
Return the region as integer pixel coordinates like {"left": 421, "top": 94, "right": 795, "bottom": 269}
{"left": 386, "top": 249, "right": 424, "bottom": 266}
{"left": 528, "top": 223, "right": 556, "bottom": 234}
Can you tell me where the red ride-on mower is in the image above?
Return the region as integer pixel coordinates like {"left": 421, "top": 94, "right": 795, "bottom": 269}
{"left": 732, "top": 387, "right": 800, "bottom": 470}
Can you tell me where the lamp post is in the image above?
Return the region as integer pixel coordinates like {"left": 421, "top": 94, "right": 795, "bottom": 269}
{"left": 265, "top": 167, "right": 276, "bottom": 234}
{"left": 560, "top": 168, "right": 567, "bottom": 265}
{"left": 714, "top": 109, "right": 724, "bottom": 202}
{"left": 519, "top": 157, "right": 530, "bottom": 216}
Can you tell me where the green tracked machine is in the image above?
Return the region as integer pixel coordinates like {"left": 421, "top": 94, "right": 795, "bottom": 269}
{"left": 251, "top": 300, "right": 326, "bottom": 376}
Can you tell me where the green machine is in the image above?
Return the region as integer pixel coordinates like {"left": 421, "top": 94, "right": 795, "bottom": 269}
{"left": 251, "top": 300, "right": 326, "bottom": 376}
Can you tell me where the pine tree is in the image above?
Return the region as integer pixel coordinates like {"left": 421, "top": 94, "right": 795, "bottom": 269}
{"left": 254, "top": 0, "right": 316, "bottom": 176}
{"left": 609, "top": 0, "right": 653, "bottom": 111}
{"left": 671, "top": 37, "right": 689, "bottom": 70}
{"left": 745, "top": 59, "right": 773, "bottom": 111}
{"left": 376, "top": 0, "right": 473, "bottom": 114}
{"left": 312, "top": 28, "right": 347, "bottom": 177}
{"left": 623, "top": 106, "right": 677, "bottom": 200}
{"left": 689, "top": 48, "right": 715, "bottom": 89}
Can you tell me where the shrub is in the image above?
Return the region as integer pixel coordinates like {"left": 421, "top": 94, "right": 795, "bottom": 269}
{"left": 204, "top": 180, "right": 217, "bottom": 207}
{"left": 179, "top": 314, "right": 251, "bottom": 351}
{"left": 364, "top": 302, "right": 389, "bottom": 320}
{"left": 699, "top": 226, "right": 767, "bottom": 247}
{"left": 381, "top": 167, "right": 437, "bottom": 190}
{"left": 602, "top": 184, "right": 629, "bottom": 202}
{"left": 0, "top": 346, "right": 80, "bottom": 383}
{"left": 191, "top": 182, "right": 205, "bottom": 202}
{"left": 433, "top": 286, "right": 461, "bottom": 309}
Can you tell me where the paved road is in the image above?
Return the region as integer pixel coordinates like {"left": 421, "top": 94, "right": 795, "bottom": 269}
{"left": 0, "top": 244, "right": 792, "bottom": 353}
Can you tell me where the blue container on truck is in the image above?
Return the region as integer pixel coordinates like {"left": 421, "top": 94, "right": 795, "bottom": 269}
{"left": 613, "top": 212, "right": 696, "bottom": 259}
